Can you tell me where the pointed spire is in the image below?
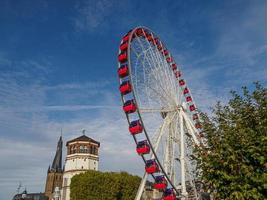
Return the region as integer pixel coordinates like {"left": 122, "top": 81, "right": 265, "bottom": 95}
{"left": 47, "top": 165, "right": 51, "bottom": 173}
{"left": 51, "top": 135, "right": 63, "bottom": 172}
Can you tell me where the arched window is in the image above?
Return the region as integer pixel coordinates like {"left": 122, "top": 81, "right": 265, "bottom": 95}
{"left": 70, "top": 146, "right": 74, "bottom": 154}
{"left": 80, "top": 146, "right": 84, "bottom": 153}
{"left": 92, "top": 146, "right": 95, "bottom": 155}
{"left": 73, "top": 146, "right": 77, "bottom": 154}
{"left": 90, "top": 145, "right": 93, "bottom": 154}
{"left": 84, "top": 146, "right": 88, "bottom": 153}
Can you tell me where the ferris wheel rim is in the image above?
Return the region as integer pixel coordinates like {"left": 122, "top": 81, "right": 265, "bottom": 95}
{"left": 117, "top": 26, "right": 203, "bottom": 198}
{"left": 121, "top": 26, "right": 181, "bottom": 193}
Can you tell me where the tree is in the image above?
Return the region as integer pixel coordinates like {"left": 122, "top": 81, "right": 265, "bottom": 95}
{"left": 70, "top": 170, "right": 141, "bottom": 200}
{"left": 197, "top": 83, "right": 267, "bottom": 199}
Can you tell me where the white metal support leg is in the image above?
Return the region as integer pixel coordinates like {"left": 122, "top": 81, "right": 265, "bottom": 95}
{"left": 180, "top": 111, "right": 188, "bottom": 199}
{"left": 135, "top": 114, "right": 174, "bottom": 200}
{"left": 135, "top": 172, "right": 148, "bottom": 200}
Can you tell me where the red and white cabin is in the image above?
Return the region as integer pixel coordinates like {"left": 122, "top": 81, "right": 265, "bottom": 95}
{"left": 154, "top": 176, "right": 168, "bottom": 190}
{"left": 183, "top": 87, "right": 189, "bottom": 95}
{"left": 179, "top": 79, "right": 185, "bottom": 86}
{"left": 189, "top": 104, "right": 196, "bottom": 112}
{"left": 118, "top": 52, "right": 128, "bottom": 63}
{"left": 129, "top": 120, "right": 143, "bottom": 135}
{"left": 171, "top": 63, "right": 177, "bottom": 70}
{"left": 136, "top": 28, "right": 144, "bottom": 37}
{"left": 120, "top": 42, "right": 128, "bottom": 51}
{"left": 174, "top": 71, "right": 181, "bottom": 78}
{"left": 119, "top": 81, "right": 132, "bottom": 95}
{"left": 166, "top": 57, "right": 173, "bottom": 63}
{"left": 192, "top": 113, "right": 199, "bottom": 120}
{"left": 136, "top": 140, "right": 150, "bottom": 155}
{"left": 186, "top": 96, "right": 192, "bottom": 102}
{"left": 195, "top": 122, "right": 202, "bottom": 129}
{"left": 118, "top": 65, "right": 129, "bottom": 78}
{"left": 123, "top": 100, "right": 136, "bottom": 114}
{"left": 163, "top": 49, "right": 169, "bottom": 56}
{"left": 145, "top": 159, "right": 160, "bottom": 174}
{"left": 162, "top": 188, "right": 176, "bottom": 200}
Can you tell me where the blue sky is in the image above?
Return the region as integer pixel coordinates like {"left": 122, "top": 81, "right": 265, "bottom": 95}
{"left": 0, "top": 0, "right": 267, "bottom": 199}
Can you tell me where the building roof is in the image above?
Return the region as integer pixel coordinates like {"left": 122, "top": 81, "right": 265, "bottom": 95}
{"left": 50, "top": 136, "right": 63, "bottom": 172}
{"left": 12, "top": 192, "right": 46, "bottom": 200}
{"left": 66, "top": 135, "right": 100, "bottom": 147}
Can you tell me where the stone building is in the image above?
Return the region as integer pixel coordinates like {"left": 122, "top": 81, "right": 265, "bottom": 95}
{"left": 44, "top": 136, "right": 63, "bottom": 200}
{"left": 61, "top": 134, "right": 100, "bottom": 200}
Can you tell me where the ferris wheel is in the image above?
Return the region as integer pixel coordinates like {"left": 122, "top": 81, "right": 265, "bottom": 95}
{"left": 117, "top": 27, "right": 205, "bottom": 200}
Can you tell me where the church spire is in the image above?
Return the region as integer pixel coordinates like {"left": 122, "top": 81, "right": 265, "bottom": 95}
{"left": 51, "top": 136, "right": 63, "bottom": 172}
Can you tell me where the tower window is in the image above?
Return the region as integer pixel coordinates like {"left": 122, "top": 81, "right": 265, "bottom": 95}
{"left": 80, "top": 145, "right": 84, "bottom": 153}
{"left": 84, "top": 146, "right": 88, "bottom": 153}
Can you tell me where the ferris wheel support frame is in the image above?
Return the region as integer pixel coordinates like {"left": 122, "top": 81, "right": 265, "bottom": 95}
{"left": 134, "top": 108, "right": 201, "bottom": 200}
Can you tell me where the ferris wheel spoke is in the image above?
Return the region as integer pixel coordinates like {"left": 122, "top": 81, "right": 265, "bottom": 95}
{"left": 139, "top": 107, "right": 176, "bottom": 113}
{"left": 147, "top": 36, "right": 179, "bottom": 104}
{"left": 152, "top": 42, "right": 179, "bottom": 105}
{"left": 146, "top": 48, "right": 177, "bottom": 105}
{"left": 132, "top": 53, "right": 168, "bottom": 108}
{"left": 135, "top": 36, "right": 175, "bottom": 104}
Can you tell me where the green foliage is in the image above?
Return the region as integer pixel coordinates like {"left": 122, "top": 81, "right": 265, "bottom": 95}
{"left": 197, "top": 82, "right": 267, "bottom": 199}
{"left": 70, "top": 170, "right": 141, "bottom": 200}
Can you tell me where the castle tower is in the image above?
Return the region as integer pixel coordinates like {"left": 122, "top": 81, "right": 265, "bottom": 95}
{"left": 45, "top": 136, "right": 63, "bottom": 200}
{"left": 61, "top": 134, "right": 100, "bottom": 200}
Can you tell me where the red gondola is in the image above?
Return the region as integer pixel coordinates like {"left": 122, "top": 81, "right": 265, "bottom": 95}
{"left": 163, "top": 49, "right": 169, "bottom": 56}
{"left": 189, "top": 104, "right": 196, "bottom": 112}
{"left": 154, "top": 176, "right": 168, "bottom": 190}
{"left": 183, "top": 87, "right": 189, "bottom": 95}
{"left": 120, "top": 42, "right": 128, "bottom": 51}
{"left": 171, "top": 63, "right": 177, "bottom": 70}
{"left": 157, "top": 45, "right": 163, "bottom": 51}
{"left": 195, "top": 122, "right": 202, "bottom": 129}
{"left": 122, "top": 33, "right": 130, "bottom": 43}
{"left": 174, "top": 71, "right": 181, "bottom": 78}
{"left": 179, "top": 79, "right": 185, "bottom": 86}
{"left": 192, "top": 113, "right": 198, "bottom": 120}
{"left": 136, "top": 140, "right": 150, "bottom": 154}
{"left": 118, "top": 65, "right": 129, "bottom": 78}
{"left": 199, "top": 131, "right": 204, "bottom": 137}
{"left": 118, "top": 52, "right": 127, "bottom": 63}
{"left": 186, "top": 96, "right": 192, "bottom": 102}
{"left": 123, "top": 100, "right": 136, "bottom": 114}
{"left": 146, "top": 33, "right": 153, "bottom": 42}
{"left": 162, "top": 188, "right": 176, "bottom": 200}
{"left": 136, "top": 28, "right": 144, "bottom": 37}
{"left": 154, "top": 38, "right": 160, "bottom": 45}
{"left": 145, "top": 159, "right": 160, "bottom": 174}
{"left": 119, "top": 81, "right": 132, "bottom": 95}
{"left": 129, "top": 120, "right": 143, "bottom": 135}
{"left": 166, "top": 57, "right": 173, "bottom": 63}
